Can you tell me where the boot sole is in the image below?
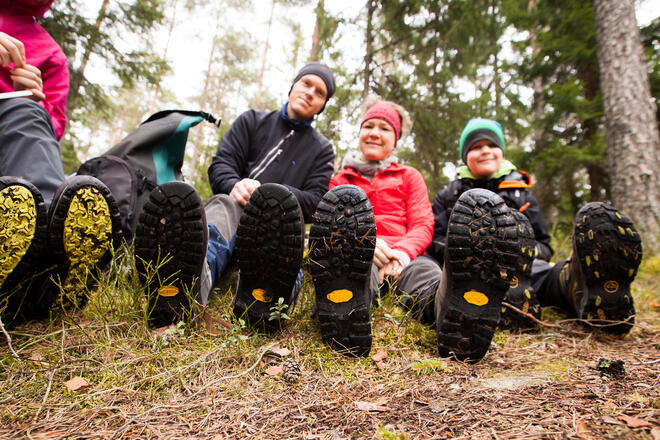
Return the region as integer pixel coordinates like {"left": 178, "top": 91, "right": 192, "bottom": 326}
{"left": 573, "top": 203, "right": 641, "bottom": 334}
{"left": 233, "top": 183, "right": 304, "bottom": 331}
{"left": 135, "top": 181, "right": 207, "bottom": 327}
{"left": 0, "top": 178, "right": 48, "bottom": 321}
{"left": 309, "top": 185, "right": 376, "bottom": 357}
{"left": 436, "top": 189, "right": 518, "bottom": 363}
{"left": 49, "top": 177, "right": 121, "bottom": 309}
{"left": 500, "top": 210, "right": 541, "bottom": 331}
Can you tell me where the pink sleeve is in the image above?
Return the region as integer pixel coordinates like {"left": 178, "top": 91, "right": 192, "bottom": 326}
{"left": 39, "top": 49, "right": 69, "bottom": 140}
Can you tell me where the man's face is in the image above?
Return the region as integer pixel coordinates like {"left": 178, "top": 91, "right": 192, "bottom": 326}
{"left": 286, "top": 74, "right": 327, "bottom": 121}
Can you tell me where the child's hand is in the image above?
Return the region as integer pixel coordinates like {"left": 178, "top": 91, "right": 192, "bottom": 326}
{"left": 10, "top": 64, "right": 45, "bottom": 101}
{"left": 0, "top": 32, "right": 26, "bottom": 68}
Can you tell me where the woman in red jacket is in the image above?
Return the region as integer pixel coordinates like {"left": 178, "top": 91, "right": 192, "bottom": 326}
{"left": 309, "top": 96, "right": 436, "bottom": 357}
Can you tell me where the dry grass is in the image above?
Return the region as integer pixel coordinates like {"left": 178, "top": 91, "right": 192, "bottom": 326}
{"left": 0, "top": 253, "right": 658, "bottom": 440}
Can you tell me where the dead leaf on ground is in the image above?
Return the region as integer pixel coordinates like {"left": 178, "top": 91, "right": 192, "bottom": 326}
{"left": 203, "top": 309, "right": 232, "bottom": 335}
{"left": 650, "top": 428, "right": 660, "bottom": 440}
{"left": 619, "top": 415, "right": 651, "bottom": 428}
{"left": 355, "top": 399, "right": 390, "bottom": 412}
{"left": 265, "top": 366, "right": 283, "bottom": 376}
{"left": 28, "top": 431, "right": 68, "bottom": 439}
{"left": 151, "top": 324, "right": 176, "bottom": 339}
{"left": 602, "top": 415, "right": 622, "bottom": 425}
{"left": 650, "top": 300, "right": 659, "bottom": 309}
{"left": 65, "top": 376, "right": 90, "bottom": 392}
{"left": 372, "top": 349, "right": 387, "bottom": 370}
{"left": 267, "top": 345, "right": 292, "bottom": 357}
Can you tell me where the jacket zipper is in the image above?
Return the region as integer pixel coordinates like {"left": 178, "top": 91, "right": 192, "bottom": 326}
{"left": 249, "top": 129, "right": 295, "bottom": 180}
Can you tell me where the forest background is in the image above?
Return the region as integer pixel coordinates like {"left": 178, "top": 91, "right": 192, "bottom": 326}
{"left": 41, "top": 0, "right": 660, "bottom": 243}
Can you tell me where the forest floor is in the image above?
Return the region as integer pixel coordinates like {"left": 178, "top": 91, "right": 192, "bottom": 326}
{"left": 0, "top": 250, "right": 658, "bottom": 440}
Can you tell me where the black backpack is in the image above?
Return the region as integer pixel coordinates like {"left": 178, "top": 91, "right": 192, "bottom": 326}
{"left": 77, "top": 110, "right": 220, "bottom": 242}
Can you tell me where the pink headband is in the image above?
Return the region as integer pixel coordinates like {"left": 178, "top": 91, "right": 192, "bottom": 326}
{"left": 360, "top": 102, "right": 402, "bottom": 141}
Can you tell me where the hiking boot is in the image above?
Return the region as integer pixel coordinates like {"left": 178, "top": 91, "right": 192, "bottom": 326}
{"left": 309, "top": 185, "right": 376, "bottom": 357}
{"left": 47, "top": 176, "right": 121, "bottom": 311}
{"left": 0, "top": 177, "right": 48, "bottom": 323}
{"left": 435, "top": 188, "right": 518, "bottom": 363}
{"left": 566, "top": 202, "right": 641, "bottom": 334}
{"left": 233, "top": 183, "right": 304, "bottom": 331}
{"left": 135, "top": 181, "right": 207, "bottom": 328}
{"left": 499, "top": 210, "right": 541, "bottom": 332}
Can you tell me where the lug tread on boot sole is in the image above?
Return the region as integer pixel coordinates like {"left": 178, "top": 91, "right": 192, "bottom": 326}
{"left": 0, "top": 179, "right": 48, "bottom": 313}
{"left": 233, "top": 184, "right": 304, "bottom": 331}
{"left": 573, "top": 203, "right": 641, "bottom": 334}
{"left": 437, "top": 189, "right": 518, "bottom": 363}
{"left": 309, "top": 185, "right": 376, "bottom": 357}
{"left": 135, "top": 182, "right": 206, "bottom": 327}
{"left": 500, "top": 210, "right": 541, "bottom": 331}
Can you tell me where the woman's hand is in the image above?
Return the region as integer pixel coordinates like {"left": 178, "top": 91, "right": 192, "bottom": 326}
{"left": 373, "top": 238, "right": 394, "bottom": 268}
{"left": 11, "top": 64, "right": 45, "bottom": 101}
{"left": 378, "top": 259, "right": 403, "bottom": 283}
{"left": 0, "top": 32, "right": 25, "bottom": 68}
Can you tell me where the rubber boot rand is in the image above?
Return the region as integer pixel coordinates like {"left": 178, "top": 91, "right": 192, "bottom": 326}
{"left": 499, "top": 210, "right": 541, "bottom": 332}
{"left": 47, "top": 176, "right": 121, "bottom": 312}
{"left": 233, "top": 183, "right": 304, "bottom": 331}
{"left": 435, "top": 188, "right": 518, "bottom": 363}
{"left": 309, "top": 185, "right": 376, "bottom": 357}
{"left": 568, "top": 202, "right": 641, "bottom": 334}
{"left": 0, "top": 177, "right": 48, "bottom": 324}
{"left": 135, "top": 181, "right": 208, "bottom": 328}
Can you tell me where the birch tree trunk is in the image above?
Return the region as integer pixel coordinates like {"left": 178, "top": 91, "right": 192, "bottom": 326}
{"left": 593, "top": 0, "right": 660, "bottom": 248}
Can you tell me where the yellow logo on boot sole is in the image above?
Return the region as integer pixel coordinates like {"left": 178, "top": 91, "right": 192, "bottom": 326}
{"left": 252, "top": 289, "right": 272, "bottom": 303}
{"left": 464, "top": 290, "right": 489, "bottom": 306}
{"left": 158, "top": 286, "right": 179, "bottom": 297}
{"left": 327, "top": 289, "right": 353, "bottom": 303}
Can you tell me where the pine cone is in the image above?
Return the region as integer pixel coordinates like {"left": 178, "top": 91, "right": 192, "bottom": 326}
{"left": 282, "top": 358, "right": 301, "bottom": 383}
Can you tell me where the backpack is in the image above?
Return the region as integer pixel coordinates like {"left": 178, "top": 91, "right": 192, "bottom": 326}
{"left": 77, "top": 110, "right": 220, "bottom": 242}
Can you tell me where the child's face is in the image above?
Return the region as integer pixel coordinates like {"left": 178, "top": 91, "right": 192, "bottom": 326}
{"left": 466, "top": 140, "right": 503, "bottom": 179}
{"left": 359, "top": 118, "right": 396, "bottom": 161}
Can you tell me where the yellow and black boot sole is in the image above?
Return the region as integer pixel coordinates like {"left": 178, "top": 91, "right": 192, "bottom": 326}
{"left": 47, "top": 176, "right": 121, "bottom": 310}
{"left": 572, "top": 202, "right": 642, "bottom": 335}
{"left": 0, "top": 177, "right": 48, "bottom": 323}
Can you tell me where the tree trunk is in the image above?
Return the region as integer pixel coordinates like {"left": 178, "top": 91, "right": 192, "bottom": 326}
{"left": 593, "top": 0, "right": 660, "bottom": 248}
{"left": 310, "top": 0, "right": 324, "bottom": 61}
{"left": 363, "top": 0, "right": 375, "bottom": 98}
{"left": 256, "top": 0, "right": 276, "bottom": 101}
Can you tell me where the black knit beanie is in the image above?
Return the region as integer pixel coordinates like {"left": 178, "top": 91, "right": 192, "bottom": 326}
{"left": 288, "top": 62, "right": 335, "bottom": 113}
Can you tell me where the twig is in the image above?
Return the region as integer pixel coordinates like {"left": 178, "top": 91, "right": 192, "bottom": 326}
{"left": 0, "top": 315, "right": 22, "bottom": 369}
{"left": 629, "top": 358, "right": 660, "bottom": 366}
{"left": 501, "top": 302, "right": 586, "bottom": 335}
{"left": 110, "top": 342, "right": 278, "bottom": 439}
{"left": 34, "top": 367, "right": 57, "bottom": 422}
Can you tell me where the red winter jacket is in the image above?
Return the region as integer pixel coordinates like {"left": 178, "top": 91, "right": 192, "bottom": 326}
{"left": 0, "top": 0, "right": 69, "bottom": 140}
{"left": 330, "top": 163, "right": 434, "bottom": 260}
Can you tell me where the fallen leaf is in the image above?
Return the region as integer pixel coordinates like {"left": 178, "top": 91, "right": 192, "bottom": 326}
{"left": 203, "top": 309, "right": 232, "bottom": 335}
{"left": 65, "top": 376, "right": 89, "bottom": 392}
{"left": 151, "top": 324, "right": 176, "bottom": 338}
{"left": 577, "top": 421, "right": 589, "bottom": 433}
{"left": 372, "top": 349, "right": 388, "bottom": 370}
{"left": 651, "top": 428, "right": 660, "bottom": 440}
{"left": 265, "top": 366, "right": 283, "bottom": 376}
{"left": 602, "top": 416, "right": 622, "bottom": 425}
{"left": 267, "top": 346, "right": 292, "bottom": 357}
{"left": 619, "top": 415, "right": 651, "bottom": 428}
{"left": 603, "top": 400, "right": 618, "bottom": 410}
{"left": 28, "top": 431, "right": 68, "bottom": 439}
{"left": 355, "top": 399, "right": 390, "bottom": 412}
{"left": 650, "top": 300, "right": 659, "bottom": 309}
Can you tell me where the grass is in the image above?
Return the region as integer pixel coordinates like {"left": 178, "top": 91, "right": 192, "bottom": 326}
{"left": 0, "top": 242, "right": 659, "bottom": 439}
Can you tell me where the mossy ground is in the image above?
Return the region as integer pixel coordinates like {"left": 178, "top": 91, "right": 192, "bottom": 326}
{"left": 0, "top": 242, "right": 658, "bottom": 439}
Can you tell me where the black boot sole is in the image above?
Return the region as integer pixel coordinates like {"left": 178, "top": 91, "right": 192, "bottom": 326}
{"left": 309, "top": 185, "right": 376, "bottom": 357}
{"left": 233, "top": 183, "right": 304, "bottom": 331}
{"left": 0, "top": 177, "right": 48, "bottom": 323}
{"left": 573, "top": 202, "right": 641, "bottom": 334}
{"left": 135, "top": 181, "right": 207, "bottom": 328}
{"left": 500, "top": 210, "right": 541, "bottom": 331}
{"left": 48, "top": 176, "right": 121, "bottom": 311}
{"left": 436, "top": 189, "right": 518, "bottom": 363}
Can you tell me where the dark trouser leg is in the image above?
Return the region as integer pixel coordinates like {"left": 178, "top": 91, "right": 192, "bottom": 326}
{"left": 394, "top": 255, "right": 442, "bottom": 325}
{"left": 0, "top": 98, "right": 65, "bottom": 209}
{"left": 532, "top": 259, "right": 572, "bottom": 313}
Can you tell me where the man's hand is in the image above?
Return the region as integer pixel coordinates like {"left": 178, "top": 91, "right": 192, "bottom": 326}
{"left": 373, "top": 238, "right": 394, "bottom": 268}
{"left": 11, "top": 64, "right": 45, "bottom": 101}
{"left": 0, "top": 32, "right": 25, "bottom": 68}
{"left": 230, "top": 178, "right": 261, "bottom": 206}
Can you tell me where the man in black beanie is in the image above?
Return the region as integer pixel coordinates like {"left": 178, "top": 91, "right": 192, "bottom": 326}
{"left": 135, "top": 62, "right": 337, "bottom": 329}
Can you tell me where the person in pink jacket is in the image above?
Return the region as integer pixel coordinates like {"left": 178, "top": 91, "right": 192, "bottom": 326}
{"left": 0, "top": 0, "right": 69, "bottom": 140}
{"left": 309, "top": 97, "right": 436, "bottom": 357}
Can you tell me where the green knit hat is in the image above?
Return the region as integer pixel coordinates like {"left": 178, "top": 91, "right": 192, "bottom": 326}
{"left": 459, "top": 118, "right": 506, "bottom": 164}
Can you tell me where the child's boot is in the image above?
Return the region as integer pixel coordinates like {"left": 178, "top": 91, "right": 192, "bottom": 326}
{"left": 435, "top": 188, "right": 518, "bottom": 363}
{"left": 135, "top": 181, "right": 207, "bottom": 328}
{"left": 562, "top": 202, "right": 641, "bottom": 334}
{"left": 309, "top": 185, "right": 376, "bottom": 357}
{"left": 233, "top": 183, "right": 305, "bottom": 331}
{"left": 499, "top": 210, "right": 541, "bottom": 331}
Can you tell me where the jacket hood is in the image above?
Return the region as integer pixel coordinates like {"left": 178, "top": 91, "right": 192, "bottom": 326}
{"left": 3, "top": 0, "right": 54, "bottom": 18}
